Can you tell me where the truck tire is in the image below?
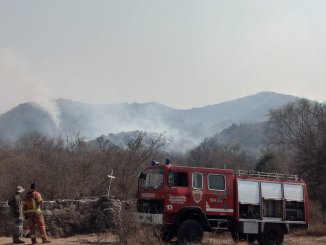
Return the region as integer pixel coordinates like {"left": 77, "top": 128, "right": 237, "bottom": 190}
{"left": 177, "top": 219, "right": 203, "bottom": 244}
{"left": 262, "top": 224, "right": 284, "bottom": 245}
{"left": 161, "top": 231, "right": 174, "bottom": 243}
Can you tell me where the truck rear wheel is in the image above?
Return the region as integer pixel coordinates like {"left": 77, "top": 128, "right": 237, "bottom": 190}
{"left": 177, "top": 219, "right": 203, "bottom": 244}
{"left": 262, "top": 224, "right": 284, "bottom": 245}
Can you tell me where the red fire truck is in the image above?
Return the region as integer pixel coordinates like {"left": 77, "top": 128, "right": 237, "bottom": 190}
{"left": 135, "top": 160, "right": 309, "bottom": 244}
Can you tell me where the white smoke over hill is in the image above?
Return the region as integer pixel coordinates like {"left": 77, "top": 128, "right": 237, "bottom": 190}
{"left": 0, "top": 46, "right": 60, "bottom": 124}
{"left": 0, "top": 92, "right": 299, "bottom": 152}
{"left": 36, "top": 100, "right": 61, "bottom": 128}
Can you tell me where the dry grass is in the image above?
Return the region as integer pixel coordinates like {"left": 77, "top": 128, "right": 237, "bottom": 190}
{"left": 114, "top": 205, "right": 165, "bottom": 245}
{"left": 305, "top": 224, "right": 326, "bottom": 237}
{"left": 201, "top": 232, "right": 236, "bottom": 245}
{"left": 293, "top": 201, "right": 326, "bottom": 237}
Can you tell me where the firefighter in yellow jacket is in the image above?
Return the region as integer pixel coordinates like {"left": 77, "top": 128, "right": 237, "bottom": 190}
{"left": 23, "top": 183, "right": 51, "bottom": 244}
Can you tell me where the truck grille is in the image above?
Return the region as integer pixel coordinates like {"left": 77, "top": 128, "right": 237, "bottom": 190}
{"left": 137, "top": 199, "right": 163, "bottom": 214}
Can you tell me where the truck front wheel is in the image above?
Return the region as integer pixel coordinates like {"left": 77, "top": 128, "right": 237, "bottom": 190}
{"left": 177, "top": 219, "right": 203, "bottom": 244}
{"left": 262, "top": 224, "right": 284, "bottom": 245}
{"left": 161, "top": 231, "right": 174, "bottom": 243}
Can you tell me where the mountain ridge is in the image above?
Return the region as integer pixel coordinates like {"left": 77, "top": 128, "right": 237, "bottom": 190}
{"left": 0, "top": 92, "right": 299, "bottom": 150}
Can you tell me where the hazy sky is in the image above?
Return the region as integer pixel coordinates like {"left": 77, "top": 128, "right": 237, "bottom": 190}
{"left": 0, "top": 0, "right": 326, "bottom": 113}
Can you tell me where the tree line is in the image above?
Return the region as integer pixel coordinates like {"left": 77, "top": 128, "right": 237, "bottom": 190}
{"left": 0, "top": 132, "right": 164, "bottom": 200}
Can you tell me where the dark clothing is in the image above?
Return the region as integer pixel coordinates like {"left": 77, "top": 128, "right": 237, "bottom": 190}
{"left": 8, "top": 193, "right": 24, "bottom": 243}
{"left": 12, "top": 218, "right": 24, "bottom": 243}
{"left": 8, "top": 193, "right": 24, "bottom": 219}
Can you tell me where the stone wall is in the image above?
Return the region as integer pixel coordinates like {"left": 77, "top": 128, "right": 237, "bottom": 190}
{"left": 0, "top": 196, "right": 122, "bottom": 237}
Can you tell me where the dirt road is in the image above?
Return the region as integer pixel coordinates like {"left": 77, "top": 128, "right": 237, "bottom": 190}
{"left": 0, "top": 233, "right": 325, "bottom": 245}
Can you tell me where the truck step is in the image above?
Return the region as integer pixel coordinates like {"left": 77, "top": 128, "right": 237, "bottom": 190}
{"left": 211, "top": 226, "right": 229, "bottom": 230}
{"left": 208, "top": 218, "right": 228, "bottom": 222}
{"left": 208, "top": 219, "right": 229, "bottom": 230}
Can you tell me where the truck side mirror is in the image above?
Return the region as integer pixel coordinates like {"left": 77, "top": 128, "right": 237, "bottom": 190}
{"left": 138, "top": 172, "right": 146, "bottom": 179}
{"left": 138, "top": 172, "right": 146, "bottom": 189}
{"left": 168, "top": 172, "right": 174, "bottom": 187}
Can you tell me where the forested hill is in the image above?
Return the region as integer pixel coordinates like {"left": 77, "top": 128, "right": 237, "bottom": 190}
{"left": 0, "top": 92, "right": 297, "bottom": 150}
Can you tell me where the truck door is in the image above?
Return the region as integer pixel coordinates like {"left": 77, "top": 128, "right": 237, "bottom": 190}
{"left": 190, "top": 172, "right": 206, "bottom": 210}
{"left": 165, "top": 171, "right": 189, "bottom": 213}
{"left": 205, "top": 173, "right": 234, "bottom": 216}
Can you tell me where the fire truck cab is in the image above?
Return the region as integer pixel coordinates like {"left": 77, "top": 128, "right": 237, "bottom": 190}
{"left": 135, "top": 160, "right": 309, "bottom": 244}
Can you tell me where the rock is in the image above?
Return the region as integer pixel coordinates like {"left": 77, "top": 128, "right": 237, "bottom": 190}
{"left": 0, "top": 196, "right": 124, "bottom": 237}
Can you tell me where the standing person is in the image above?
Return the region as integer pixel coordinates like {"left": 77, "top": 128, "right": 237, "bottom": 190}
{"left": 8, "top": 186, "right": 26, "bottom": 244}
{"left": 23, "top": 183, "right": 51, "bottom": 244}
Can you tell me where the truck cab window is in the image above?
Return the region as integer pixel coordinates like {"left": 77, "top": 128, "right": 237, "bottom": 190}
{"left": 208, "top": 174, "right": 225, "bottom": 190}
{"left": 168, "top": 171, "right": 188, "bottom": 187}
{"left": 192, "top": 172, "right": 203, "bottom": 189}
{"left": 141, "top": 168, "right": 164, "bottom": 189}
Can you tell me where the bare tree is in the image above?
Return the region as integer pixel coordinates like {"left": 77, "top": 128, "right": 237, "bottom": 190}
{"left": 268, "top": 99, "right": 326, "bottom": 208}
{"left": 188, "top": 137, "right": 254, "bottom": 170}
{"left": 110, "top": 132, "right": 164, "bottom": 198}
{"left": 0, "top": 130, "right": 164, "bottom": 201}
{"left": 255, "top": 148, "right": 294, "bottom": 173}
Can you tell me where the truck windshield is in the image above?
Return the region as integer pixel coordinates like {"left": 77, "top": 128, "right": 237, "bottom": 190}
{"left": 140, "top": 168, "right": 164, "bottom": 190}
